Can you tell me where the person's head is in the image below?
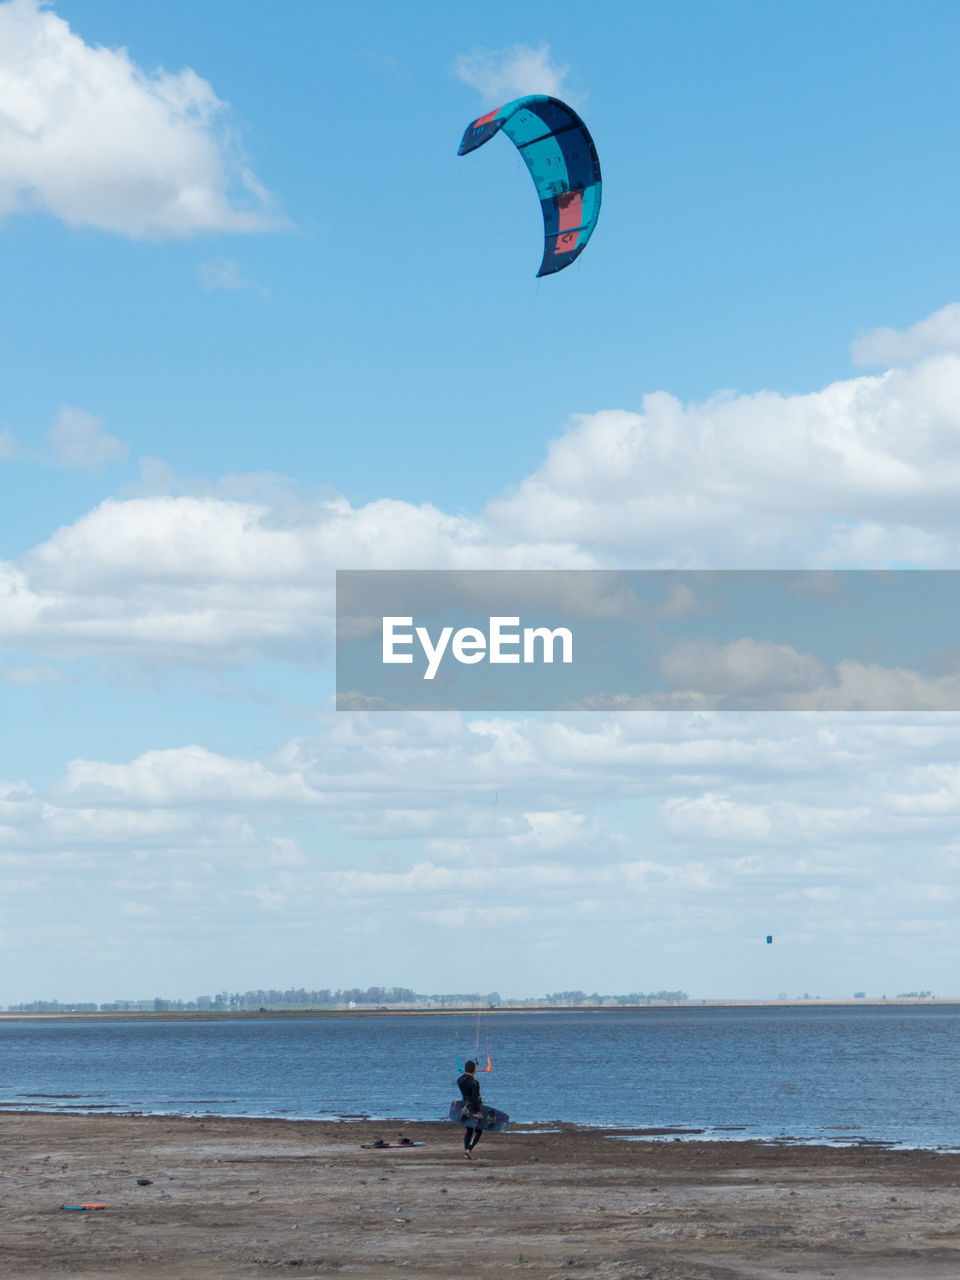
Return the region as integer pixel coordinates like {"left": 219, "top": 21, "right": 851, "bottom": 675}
{"left": 464, "top": 1059, "right": 477, "bottom": 1074}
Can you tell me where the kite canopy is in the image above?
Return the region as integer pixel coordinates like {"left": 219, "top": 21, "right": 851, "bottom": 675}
{"left": 457, "top": 95, "right": 602, "bottom": 277}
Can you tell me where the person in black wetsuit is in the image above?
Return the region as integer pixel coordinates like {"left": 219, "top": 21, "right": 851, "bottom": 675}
{"left": 457, "top": 1059, "right": 484, "bottom": 1157}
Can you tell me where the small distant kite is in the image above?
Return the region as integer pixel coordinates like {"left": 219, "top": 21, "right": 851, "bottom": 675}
{"left": 766, "top": 936, "right": 773, "bottom": 944}
{"left": 457, "top": 95, "right": 602, "bottom": 277}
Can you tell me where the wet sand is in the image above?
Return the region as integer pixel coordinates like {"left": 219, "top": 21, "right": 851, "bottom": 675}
{"left": 3, "top": 1112, "right": 960, "bottom": 1278}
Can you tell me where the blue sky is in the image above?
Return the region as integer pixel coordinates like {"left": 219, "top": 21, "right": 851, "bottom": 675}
{"left": 4, "top": 0, "right": 960, "bottom": 1004}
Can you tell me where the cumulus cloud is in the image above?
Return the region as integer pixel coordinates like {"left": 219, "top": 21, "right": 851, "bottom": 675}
{"left": 852, "top": 303, "right": 960, "bottom": 366}
{"left": 5, "top": 305, "right": 960, "bottom": 675}
{"left": 646, "top": 640, "right": 960, "bottom": 711}
{"left": 661, "top": 638, "right": 831, "bottom": 699}
{"left": 8, "top": 302, "right": 960, "bottom": 995}
{"left": 0, "top": 483, "right": 594, "bottom": 663}
{"left": 47, "top": 405, "right": 128, "bottom": 469}
{"left": 2, "top": 663, "right": 69, "bottom": 685}
{"left": 4, "top": 712, "right": 960, "bottom": 996}
{"left": 0, "top": 0, "right": 284, "bottom": 237}
{"left": 120, "top": 900, "right": 158, "bottom": 917}
{"left": 50, "top": 744, "right": 326, "bottom": 808}
{"left": 0, "top": 710, "right": 939, "bottom": 864}
{"left": 661, "top": 792, "right": 870, "bottom": 844}
{"left": 197, "top": 256, "right": 268, "bottom": 297}
{"left": 486, "top": 350, "right": 960, "bottom": 567}
{"left": 454, "top": 43, "right": 572, "bottom": 102}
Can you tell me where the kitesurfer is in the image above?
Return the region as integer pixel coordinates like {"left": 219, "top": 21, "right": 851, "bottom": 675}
{"left": 457, "top": 1059, "right": 484, "bottom": 1157}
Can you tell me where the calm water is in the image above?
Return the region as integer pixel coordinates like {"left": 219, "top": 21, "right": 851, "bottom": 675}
{"left": 0, "top": 1005, "right": 957, "bottom": 1149}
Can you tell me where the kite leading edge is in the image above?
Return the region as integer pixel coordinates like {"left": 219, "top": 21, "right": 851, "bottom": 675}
{"left": 457, "top": 95, "right": 602, "bottom": 277}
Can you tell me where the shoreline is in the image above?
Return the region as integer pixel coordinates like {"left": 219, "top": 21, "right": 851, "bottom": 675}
{"left": 3, "top": 1111, "right": 960, "bottom": 1278}
{"left": 1, "top": 1102, "right": 957, "bottom": 1156}
{"left": 0, "top": 996, "right": 956, "bottom": 1021}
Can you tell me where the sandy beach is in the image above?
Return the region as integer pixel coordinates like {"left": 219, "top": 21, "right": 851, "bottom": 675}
{"left": 2, "top": 1113, "right": 959, "bottom": 1279}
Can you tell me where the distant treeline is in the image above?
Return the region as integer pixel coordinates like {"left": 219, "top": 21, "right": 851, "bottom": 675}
{"left": 8, "top": 986, "right": 420, "bottom": 1013}
{"left": 7, "top": 985, "right": 690, "bottom": 1012}
{"left": 545, "top": 989, "right": 688, "bottom": 1004}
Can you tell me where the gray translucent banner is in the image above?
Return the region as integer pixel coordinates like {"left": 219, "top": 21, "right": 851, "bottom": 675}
{"left": 336, "top": 570, "right": 960, "bottom": 711}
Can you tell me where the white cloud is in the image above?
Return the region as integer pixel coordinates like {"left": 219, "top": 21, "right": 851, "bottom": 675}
{"left": 8, "top": 303, "right": 960, "bottom": 995}
{"left": 486, "top": 350, "right": 960, "bottom": 567}
{"left": 3, "top": 708, "right": 960, "bottom": 997}
{"left": 120, "top": 900, "right": 158, "bottom": 917}
{"left": 420, "top": 904, "right": 532, "bottom": 930}
{"left": 661, "top": 639, "right": 831, "bottom": 698}
{"left": 455, "top": 43, "right": 572, "bottom": 103}
{"left": 51, "top": 744, "right": 325, "bottom": 808}
{"left": 2, "top": 663, "right": 68, "bottom": 685}
{"left": 0, "top": 485, "right": 593, "bottom": 663}
{"left": 642, "top": 641, "right": 960, "bottom": 711}
{"left": 5, "top": 304, "right": 960, "bottom": 669}
{"left": 47, "top": 405, "right": 128, "bottom": 469}
{"left": 852, "top": 303, "right": 960, "bottom": 366}
{"left": 0, "top": 0, "right": 284, "bottom": 237}
{"left": 0, "top": 428, "right": 16, "bottom": 460}
{"left": 197, "top": 256, "right": 268, "bottom": 297}
{"left": 661, "top": 792, "right": 871, "bottom": 844}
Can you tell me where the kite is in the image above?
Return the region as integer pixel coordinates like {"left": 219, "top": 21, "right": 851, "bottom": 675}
{"left": 457, "top": 95, "right": 602, "bottom": 277}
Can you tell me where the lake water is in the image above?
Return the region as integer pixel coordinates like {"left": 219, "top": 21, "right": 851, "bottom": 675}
{"left": 0, "top": 1004, "right": 957, "bottom": 1150}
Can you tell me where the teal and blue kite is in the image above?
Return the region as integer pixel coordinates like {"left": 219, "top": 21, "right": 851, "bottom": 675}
{"left": 457, "top": 95, "right": 602, "bottom": 277}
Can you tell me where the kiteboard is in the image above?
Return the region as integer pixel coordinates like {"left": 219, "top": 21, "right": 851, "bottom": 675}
{"left": 448, "top": 1100, "right": 509, "bottom": 1133}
